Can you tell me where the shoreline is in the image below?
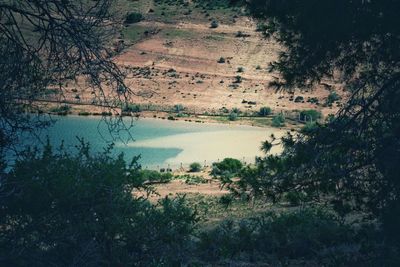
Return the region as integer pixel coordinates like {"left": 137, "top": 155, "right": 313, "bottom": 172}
{"left": 34, "top": 101, "right": 304, "bottom": 131}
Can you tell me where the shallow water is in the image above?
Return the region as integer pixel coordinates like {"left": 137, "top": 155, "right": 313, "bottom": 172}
{"left": 28, "top": 116, "right": 284, "bottom": 169}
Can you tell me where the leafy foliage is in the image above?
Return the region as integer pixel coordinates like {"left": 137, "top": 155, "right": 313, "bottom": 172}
{"left": 210, "top": 20, "right": 219, "bottom": 28}
{"left": 259, "top": 106, "right": 272, "bottom": 116}
{"left": 125, "top": 12, "right": 143, "bottom": 24}
{"left": 189, "top": 162, "right": 202, "bottom": 172}
{"left": 0, "top": 1, "right": 130, "bottom": 151}
{"left": 271, "top": 113, "right": 285, "bottom": 127}
{"left": 197, "top": 208, "right": 369, "bottom": 265}
{"left": 0, "top": 143, "right": 196, "bottom": 266}
{"left": 228, "top": 112, "right": 238, "bottom": 121}
{"left": 299, "top": 109, "right": 322, "bottom": 122}
{"left": 326, "top": 91, "right": 341, "bottom": 106}
{"left": 212, "top": 158, "right": 243, "bottom": 177}
{"left": 137, "top": 169, "right": 173, "bottom": 184}
{"left": 244, "top": 0, "right": 400, "bottom": 249}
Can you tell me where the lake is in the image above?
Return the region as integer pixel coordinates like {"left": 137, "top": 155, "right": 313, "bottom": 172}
{"left": 28, "top": 116, "right": 284, "bottom": 169}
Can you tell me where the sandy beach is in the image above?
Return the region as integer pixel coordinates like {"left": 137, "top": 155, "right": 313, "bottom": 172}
{"left": 126, "top": 125, "right": 285, "bottom": 166}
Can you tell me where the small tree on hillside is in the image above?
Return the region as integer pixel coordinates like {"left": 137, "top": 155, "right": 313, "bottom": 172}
{"left": 259, "top": 107, "right": 272, "bottom": 116}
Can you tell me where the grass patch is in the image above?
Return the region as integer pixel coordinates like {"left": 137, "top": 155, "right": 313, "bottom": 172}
{"left": 204, "top": 34, "right": 226, "bottom": 41}
{"left": 161, "top": 28, "right": 195, "bottom": 39}
{"left": 121, "top": 25, "right": 152, "bottom": 43}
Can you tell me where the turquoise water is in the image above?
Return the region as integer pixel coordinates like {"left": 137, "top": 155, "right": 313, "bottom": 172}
{"left": 28, "top": 116, "right": 275, "bottom": 169}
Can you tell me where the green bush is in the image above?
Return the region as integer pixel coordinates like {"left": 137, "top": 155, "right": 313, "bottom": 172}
{"left": 294, "top": 96, "right": 304, "bottom": 102}
{"left": 271, "top": 113, "right": 285, "bottom": 127}
{"left": 259, "top": 106, "right": 272, "bottom": 116}
{"left": 256, "top": 23, "right": 268, "bottom": 32}
{"left": 233, "top": 75, "right": 242, "bottom": 83}
{"left": 219, "top": 194, "right": 234, "bottom": 209}
{"left": 184, "top": 175, "right": 208, "bottom": 185}
{"left": 300, "top": 109, "right": 322, "bottom": 122}
{"left": 138, "top": 169, "right": 173, "bottom": 184}
{"left": 212, "top": 158, "right": 243, "bottom": 176}
{"left": 301, "top": 122, "right": 319, "bottom": 134}
{"left": 122, "top": 103, "right": 142, "bottom": 113}
{"left": 228, "top": 112, "right": 238, "bottom": 121}
{"left": 0, "top": 143, "right": 196, "bottom": 266}
{"left": 174, "top": 104, "right": 184, "bottom": 112}
{"left": 217, "top": 57, "right": 226, "bottom": 63}
{"left": 326, "top": 91, "right": 341, "bottom": 105}
{"left": 197, "top": 208, "right": 357, "bottom": 263}
{"left": 50, "top": 105, "right": 71, "bottom": 115}
{"left": 189, "top": 162, "right": 202, "bottom": 172}
{"left": 210, "top": 20, "right": 219, "bottom": 28}
{"left": 125, "top": 12, "right": 143, "bottom": 24}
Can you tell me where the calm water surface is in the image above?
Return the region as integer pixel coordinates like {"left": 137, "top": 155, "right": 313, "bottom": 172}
{"left": 28, "top": 116, "right": 283, "bottom": 169}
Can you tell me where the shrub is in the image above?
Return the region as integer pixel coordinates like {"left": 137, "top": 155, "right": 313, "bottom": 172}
{"left": 50, "top": 105, "right": 71, "bottom": 115}
{"left": 255, "top": 23, "right": 268, "bottom": 32}
{"left": 300, "top": 109, "right": 322, "bottom": 122}
{"left": 138, "top": 170, "right": 173, "bottom": 184}
{"left": 228, "top": 112, "right": 238, "bottom": 121}
{"left": 0, "top": 143, "right": 196, "bottom": 266}
{"left": 212, "top": 158, "right": 243, "bottom": 176}
{"left": 233, "top": 75, "right": 242, "bottom": 83}
{"left": 294, "top": 96, "right": 304, "bottom": 102}
{"left": 174, "top": 104, "right": 184, "bottom": 112}
{"left": 308, "top": 97, "right": 319, "bottom": 104}
{"left": 272, "top": 113, "right": 285, "bottom": 127}
{"left": 301, "top": 122, "right": 319, "bottom": 134}
{"left": 125, "top": 12, "right": 143, "bottom": 24}
{"left": 122, "top": 103, "right": 142, "bottom": 113}
{"left": 210, "top": 20, "right": 219, "bottom": 28}
{"left": 197, "top": 208, "right": 356, "bottom": 263}
{"left": 184, "top": 175, "right": 207, "bottom": 185}
{"left": 219, "top": 194, "right": 234, "bottom": 209}
{"left": 259, "top": 106, "right": 272, "bottom": 116}
{"left": 326, "top": 91, "right": 341, "bottom": 105}
{"left": 189, "top": 162, "right": 202, "bottom": 172}
{"left": 235, "top": 31, "right": 250, "bottom": 38}
{"left": 217, "top": 57, "right": 226, "bottom": 63}
{"left": 231, "top": 107, "right": 240, "bottom": 114}
{"left": 237, "top": 66, "right": 244, "bottom": 72}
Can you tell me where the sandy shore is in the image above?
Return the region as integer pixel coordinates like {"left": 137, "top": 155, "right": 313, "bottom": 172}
{"left": 126, "top": 127, "right": 285, "bottom": 166}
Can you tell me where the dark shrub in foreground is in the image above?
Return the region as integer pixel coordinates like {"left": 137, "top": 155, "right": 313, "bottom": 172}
{"left": 197, "top": 208, "right": 365, "bottom": 265}
{"left": 0, "top": 143, "right": 196, "bottom": 266}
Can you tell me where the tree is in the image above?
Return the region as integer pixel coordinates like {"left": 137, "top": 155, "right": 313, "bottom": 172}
{"left": 212, "top": 158, "right": 243, "bottom": 177}
{"left": 189, "top": 162, "right": 202, "bottom": 172}
{"left": 0, "top": 1, "right": 131, "bottom": 152}
{"left": 0, "top": 143, "right": 196, "bottom": 265}
{"left": 245, "top": 0, "right": 400, "bottom": 246}
{"left": 259, "top": 106, "right": 272, "bottom": 116}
